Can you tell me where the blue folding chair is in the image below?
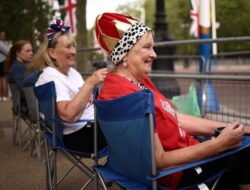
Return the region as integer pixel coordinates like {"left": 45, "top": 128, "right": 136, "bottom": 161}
{"left": 9, "top": 71, "right": 41, "bottom": 148}
{"left": 94, "top": 89, "right": 250, "bottom": 190}
{"left": 9, "top": 83, "right": 30, "bottom": 147}
{"left": 33, "top": 81, "right": 108, "bottom": 190}
{"left": 23, "top": 86, "right": 44, "bottom": 163}
{"left": 23, "top": 70, "right": 44, "bottom": 163}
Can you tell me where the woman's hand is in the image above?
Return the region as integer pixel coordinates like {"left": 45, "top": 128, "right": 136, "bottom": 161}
{"left": 216, "top": 120, "right": 244, "bottom": 150}
{"left": 85, "top": 68, "right": 108, "bottom": 86}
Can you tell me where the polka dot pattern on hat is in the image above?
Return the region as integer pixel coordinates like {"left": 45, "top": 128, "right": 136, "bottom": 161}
{"left": 110, "top": 22, "right": 150, "bottom": 65}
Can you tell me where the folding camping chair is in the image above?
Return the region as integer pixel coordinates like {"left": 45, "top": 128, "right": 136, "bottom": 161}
{"left": 94, "top": 89, "right": 250, "bottom": 190}
{"left": 33, "top": 81, "right": 108, "bottom": 190}
{"left": 21, "top": 70, "right": 44, "bottom": 162}
{"left": 9, "top": 83, "right": 30, "bottom": 147}
{"left": 23, "top": 86, "right": 44, "bottom": 163}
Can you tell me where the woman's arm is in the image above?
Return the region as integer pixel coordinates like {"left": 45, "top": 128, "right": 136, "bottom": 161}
{"left": 176, "top": 111, "right": 227, "bottom": 136}
{"left": 57, "top": 68, "right": 108, "bottom": 122}
{"left": 155, "top": 120, "right": 244, "bottom": 170}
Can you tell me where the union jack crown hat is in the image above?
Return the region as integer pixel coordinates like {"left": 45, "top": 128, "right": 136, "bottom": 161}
{"left": 95, "top": 12, "right": 150, "bottom": 65}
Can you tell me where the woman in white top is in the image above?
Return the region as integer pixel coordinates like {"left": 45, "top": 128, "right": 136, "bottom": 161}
{"left": 34, "top": 19, "right": 108, "bottom": 153}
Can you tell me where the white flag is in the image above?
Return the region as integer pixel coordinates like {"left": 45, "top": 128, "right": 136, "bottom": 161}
{"left": 190, "top": 0, "right": 199, "bottom": 38}
{"left": 64, "top": 0, "right": 77, "bottom": 34}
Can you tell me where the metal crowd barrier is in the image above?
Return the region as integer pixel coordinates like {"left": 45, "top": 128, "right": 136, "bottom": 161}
{"left": 79, "top": 36, "right": 250, "bottom": 126}
{"left": 149, "top": 73, "right": 250, "bottom": 126}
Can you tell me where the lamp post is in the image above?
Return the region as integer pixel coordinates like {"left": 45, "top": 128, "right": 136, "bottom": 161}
{"left": 197, "top": 0, "right": 219, "bottom": 112}
{"left": 153, "top": 0, "right": 179, "bottom": 98}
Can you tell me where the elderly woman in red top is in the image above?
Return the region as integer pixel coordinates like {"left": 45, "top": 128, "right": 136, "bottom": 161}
{"left": 94, "top": 13, "right": 250, "bottom": 189}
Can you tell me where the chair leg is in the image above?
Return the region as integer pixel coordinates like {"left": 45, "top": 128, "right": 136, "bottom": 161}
{"left": 29, "top": 124, "right": 35, "bottom": 156}
{"left": 21, "top": 122, "right": 32, "bottom": 152}
{"left": 80, "top": 177, "right": 93, "bottom": 190}
{"left": 35, "top": 130, "right": 44, "bottom": 163}
{"left": 96, "top": 173, "right": 108, "bottom": 190}
{"left": 13, "top": 114, "right": 21, "bottom": 145}
{"left": 152, "top": 180, "right": 157, "bottom": 190}
{"left": 62, "top": 152, "right": 94, "bottom": 178}
{"left": 12, "top": 114, "right": 17, "bottom": 145}
{"left": 57, "top": 160, "right": 77, "bottom": 185}
{"left": 211, "top": 174, "right": 222, "bottom": 190}
{"left": 44, "top": 139, "right": 53, "bottom": 190}
{"left": 95, "top": 171, "right": 99, "bottom": 190}
{"left": 46, "top": 162, "right": 52, "bottom": 190}
{"left": 52, "top": 150, "right": 57, "bottom": 190}
{"left": 43, "top": 136, "right": 106, "bottom": 189}
{"left": 30, "top": 127, "right": 37, "bottom": 156}
{"left": 27, "top": 122, "right": 44, "bottom": 162}
{"left": 31, "top": 126, "right": 44, "bottom": 164}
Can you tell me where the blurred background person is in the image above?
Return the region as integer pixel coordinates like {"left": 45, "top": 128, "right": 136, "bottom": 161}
{"left": 6, "top": 40, "right": 33, "bottom": 113}
{"left": 0, "top": 30, "right": 11, "bottom": 101}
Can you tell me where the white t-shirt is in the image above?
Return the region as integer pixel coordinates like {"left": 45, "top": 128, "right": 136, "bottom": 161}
{"left": 35, "top": 67, "right": 94, "bottom": 135}
{"left": 0, "top": 41, "right": 9, "bottom": 62}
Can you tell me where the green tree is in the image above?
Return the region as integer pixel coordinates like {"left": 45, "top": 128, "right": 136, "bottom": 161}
{"left": 216, "top": 0, "right": 250, "bottom": 51}
{"left": 144, "top": 0, "right": 155, "bottom": 28}
{"left": 84, "top": 0, "right": 250, "bottom": 62}
{"left": 116, "top": 0, "right": 143, "bottom": 20}
{"left": 144, "top": 0, "right": 250, "bottom": 53}
{"left": 115, "top": 0, "right": 193, "bottom": 53}
{"left": 144, "top": 0, "right": 195, "bottom": 54}
{"left": 0, "top": 0, "right": 53, "bottom": 50}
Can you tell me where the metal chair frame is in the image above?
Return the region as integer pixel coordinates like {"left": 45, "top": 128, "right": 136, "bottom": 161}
{"left": 9, "top": 83, "right": 30, "bottom": 148}
{"left": 23, "top": 86, "right": 44, "bottom": 163}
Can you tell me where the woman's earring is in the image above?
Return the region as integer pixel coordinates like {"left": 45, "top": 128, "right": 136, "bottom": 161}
{"left": 122, "top": 61, "right": 128, "bottom": 67}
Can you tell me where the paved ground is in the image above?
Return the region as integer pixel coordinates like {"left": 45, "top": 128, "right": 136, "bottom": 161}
{"left": 0, "top": 100, "right": 119, "bottom": 190}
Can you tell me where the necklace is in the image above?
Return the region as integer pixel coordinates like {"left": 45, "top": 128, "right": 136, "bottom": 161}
{"left": 114, "top": 69, "right": 147, "bottom": 90}
{"left": 128, "top": 78, "right": 147, "bottom": 90}
{"left": 120, "top": 74, "right": 146, "bottom": 90}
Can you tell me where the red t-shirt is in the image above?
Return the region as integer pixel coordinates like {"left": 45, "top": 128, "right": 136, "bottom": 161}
{"left": 99, "top": 72, "right": 199, "bottom": 189}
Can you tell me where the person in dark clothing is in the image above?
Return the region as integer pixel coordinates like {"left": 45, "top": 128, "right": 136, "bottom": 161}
{"left": 0, "top": 31, "right": 11, "bottom": 101}
{"left": 6, "top": 40, "right": 33, "bottom": 112}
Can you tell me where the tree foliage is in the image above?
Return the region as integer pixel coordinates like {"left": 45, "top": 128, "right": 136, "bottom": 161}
{"left": 143, "top": 0, "right": 250, "bottom": 53}
{"left": 116, "top": 1, "right": 143, "bottom": 21}
{"left": 216, "top": 0, "right": 250, "bottom": 51}
{"left": 0, "top": 0, "right": 53, "bottom": 50}
{"left": 1, "top": 0, "right": 249, "bottom": 54}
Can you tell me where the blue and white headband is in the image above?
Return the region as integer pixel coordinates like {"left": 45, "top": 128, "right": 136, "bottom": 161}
{"left": 47, "top": 19, "right": 70, "bottom": 47}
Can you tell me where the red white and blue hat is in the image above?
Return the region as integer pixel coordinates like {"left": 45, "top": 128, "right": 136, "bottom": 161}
{"left": 95, "top": 12, "right": 151, "bottom": 65}
{"left": 47, "top": 19, "right": 70, "bottom": 47}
